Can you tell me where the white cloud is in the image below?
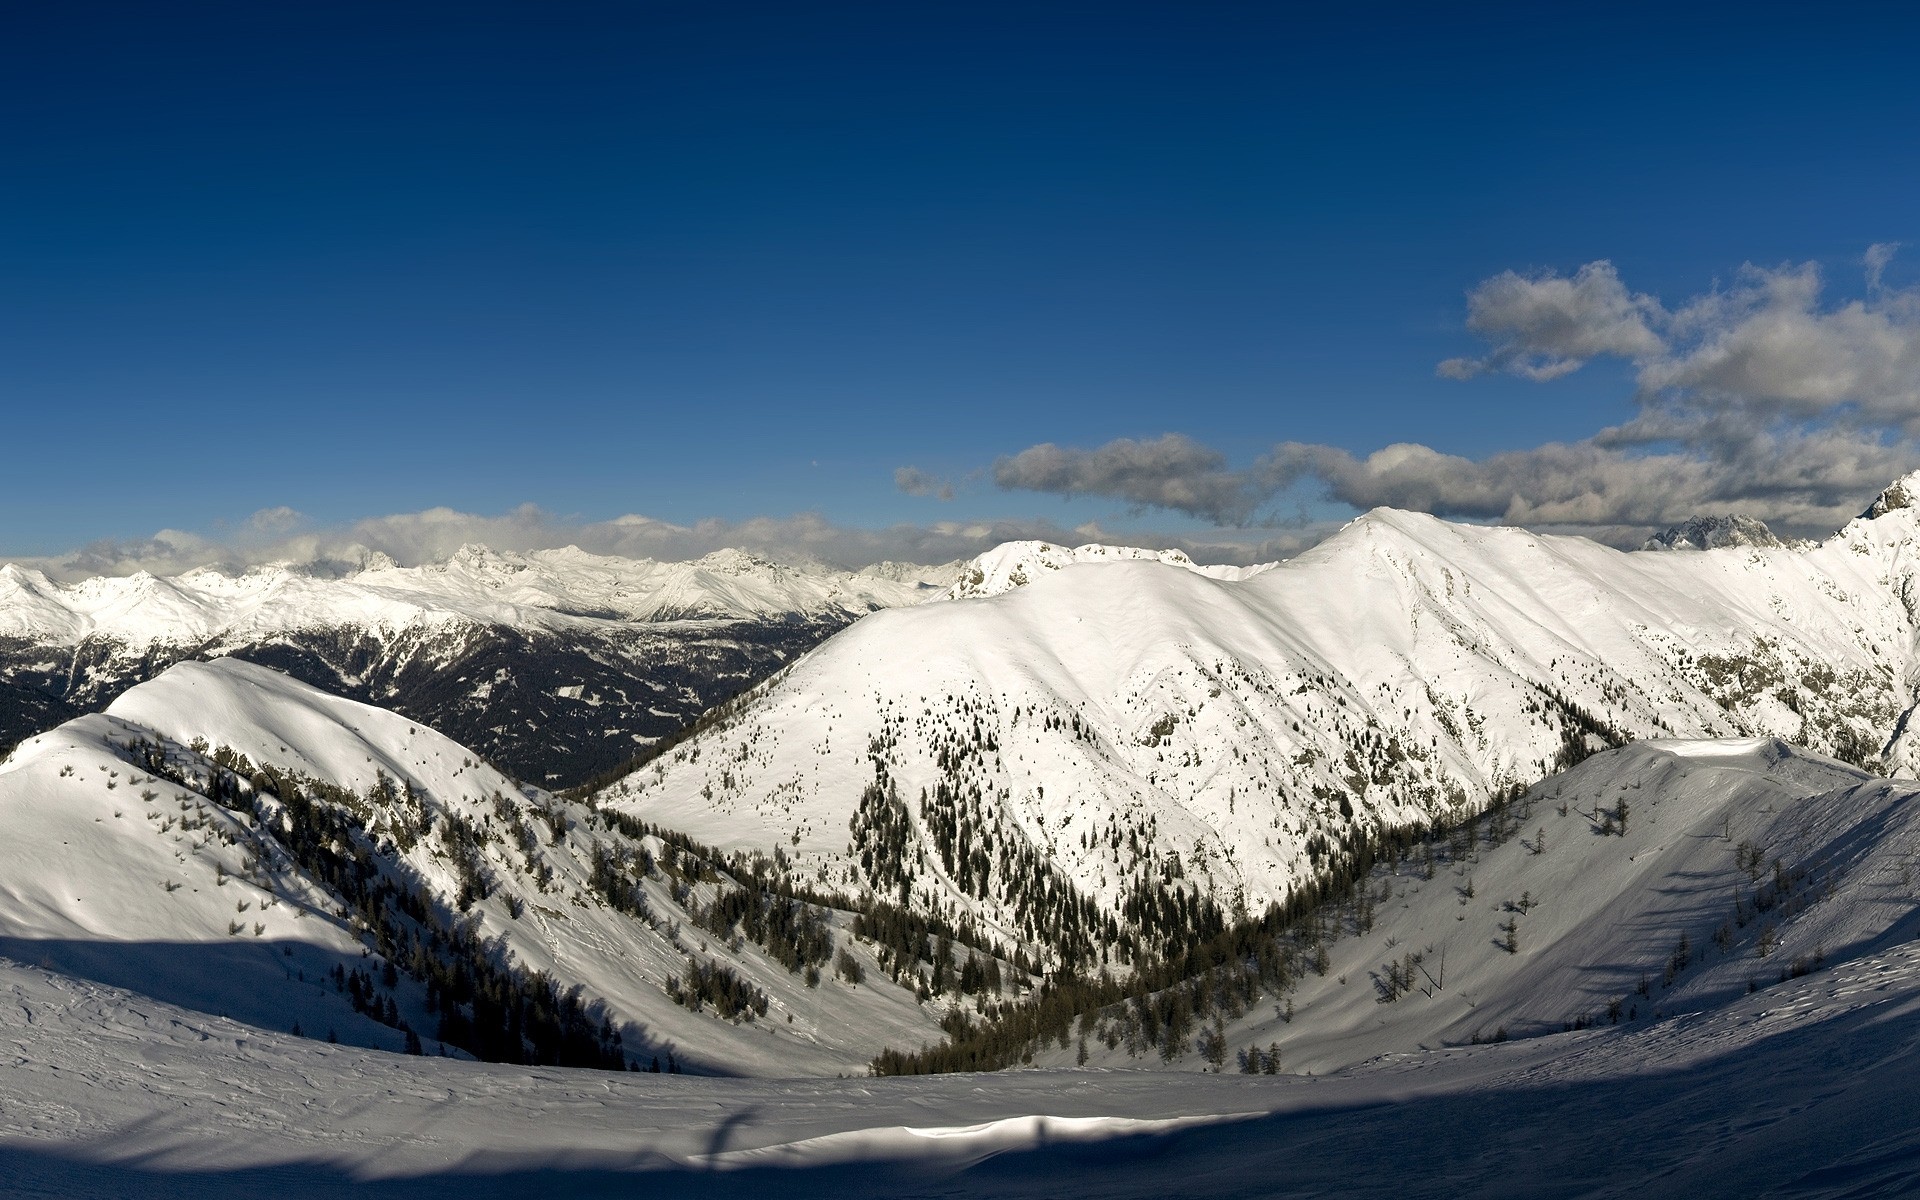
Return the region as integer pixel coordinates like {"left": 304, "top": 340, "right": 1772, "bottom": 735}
{"left": 893, "top": 466, "right": 955, "bottom": 501}
{"left": 1628, "top": 260, "right": 1920, "bottom": 431}
{"left": 992, "top": 433, "right": 1267, "bottom": 524}
{"left": 1436, "top": 261, "right": 1666, "bottom": 381}
{"left": 1267, "top": 431, "right": 1911, "bottom": 538}
{"left": 1867, "top": 242, "right": 1901, "bottom": 291}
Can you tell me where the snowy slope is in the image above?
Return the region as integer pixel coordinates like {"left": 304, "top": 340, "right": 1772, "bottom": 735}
{"left": 5, "top": 932, "right": 1920, "bottom": 1195}
{"left": 608, "top": 474, "right": 1920, "bottom": 969}
{"left": 0, "top": 659, "right": 953, "bottom": 1075}
{"left": 1057, "top": 735, "right": 1920, "bottom": 1074}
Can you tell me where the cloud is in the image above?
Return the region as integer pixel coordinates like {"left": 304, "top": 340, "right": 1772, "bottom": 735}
{"left": 992, "top": 433, "right": 1268, "bottom": 524}
{"left": 1435, "top": 261, "right": 1666, "bottom": 381}
{"left": 893, "top": 466, "right": 955, "bottom": 501}
{"left": 990, "top": 248, "right": 1920, "bottom": 545}
{"left": 1439, "top": 251, "right": 1920, "bottom": 432}
{"left": 1626, "top": 260, "right": 1920, "bottom": 432}
{"left": 246, "top": 506, "right": 304, "bottom": 535}
{"left": 1867, "top": 242, "right": 1901, "bottom": 291}
{"left": 1268, "top": 431, "right": 1911, "bottom": 537}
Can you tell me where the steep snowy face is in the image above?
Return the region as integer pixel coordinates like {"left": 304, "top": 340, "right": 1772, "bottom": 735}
{"left": 0, "top": 659, "right": 954, "bottom": 1075}
{"left": 0, "top": 547, "right": 958, "bottom": 786}
{"left": 608, "top": 497, "right": 1920, "bottom": 968}
{"left": 1640, "top": 514, "right": 1784, "bottom": 551}
{"left": 945, "top": 540, "right": 1277, "bottom": 599}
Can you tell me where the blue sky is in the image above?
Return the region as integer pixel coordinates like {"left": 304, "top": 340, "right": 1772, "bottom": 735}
{"left": 4, "top": 2, "right": 1918, "bottom": 568}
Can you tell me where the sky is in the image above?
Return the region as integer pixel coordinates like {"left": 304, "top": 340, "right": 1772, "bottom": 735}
{"left": 4, "top": 1, "right": 1919, "bottom": 574}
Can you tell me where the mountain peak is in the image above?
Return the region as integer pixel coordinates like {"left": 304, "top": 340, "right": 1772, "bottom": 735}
{"left": 1641, "top": 514, "right": 1784, "bottom": 552}
{"left": 694, "top": 547, "right": 781, "bottom": 574}
{"left": 946, "top": 540, "right": 1214, "bottom": 599}
{"left": 1861, "top": 471, "right": 1920, "bottom": 520}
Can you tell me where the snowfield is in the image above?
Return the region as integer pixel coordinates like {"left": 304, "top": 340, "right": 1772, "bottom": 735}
{"left": 4, "top": 935, "right": 1920, "bottom": 1196}
{"left": 945, "top": 539, "right": 1277, "bottom": 599}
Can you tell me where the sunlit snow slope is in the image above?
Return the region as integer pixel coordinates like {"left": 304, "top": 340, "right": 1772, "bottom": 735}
{"left": 1055, "top": 735, "right": 1920, "bottom": 1073}
{"left": 0, "top": 659, "right": 951, "bottom": 1075}
{"left": 610, "top": 476, "right": 1920, "bottom": 966}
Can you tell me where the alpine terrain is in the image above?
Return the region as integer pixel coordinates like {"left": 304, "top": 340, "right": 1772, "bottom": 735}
{"left": 10, "top": 483, "right": 1920, "bottom": 1192}
{"left": 0, "top": 546, "right": 954, "bottom": 788}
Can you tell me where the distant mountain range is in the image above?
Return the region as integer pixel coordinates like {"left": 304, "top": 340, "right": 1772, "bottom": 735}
{"left": 0, "top": 546, "right": 956, "bottom": 787}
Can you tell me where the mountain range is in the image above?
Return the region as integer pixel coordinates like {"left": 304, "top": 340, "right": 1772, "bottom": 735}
{"left": 610, "top": 473, "right": 1920, "bottom": 976}
{"left": 0, "top": 545, "right": 954, "bottom": 788}
{"left": 12, "top": 476, "right": 1920, "bottom": 1197}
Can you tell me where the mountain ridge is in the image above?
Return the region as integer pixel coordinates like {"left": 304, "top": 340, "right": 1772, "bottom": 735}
{"left": 604, "top": 482, "right": 1920, "bottom": 974}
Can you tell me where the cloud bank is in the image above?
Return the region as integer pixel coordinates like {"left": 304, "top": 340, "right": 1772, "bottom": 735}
{"left": 996, "top": 249, "right": 1920, "bottom": 543}
{"left": 992, "top": 434, "right": 1270, "bottom": 525}
{"left": 7, "top": 504, "right": 1307, "bottom": 584}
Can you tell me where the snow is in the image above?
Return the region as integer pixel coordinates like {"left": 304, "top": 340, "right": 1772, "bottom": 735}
{"left": 610, "top": 496, "right": 1920, "bottom": 955}
{"left": 0, "top": 545, "right": 955, "bottom": 651}
{"left": 2, "top": 659, "right": 951, "bottom": 1076}
{"left": 18, "top": 493, "right": 1920, "bottom": 1189}
{"left": 1053, "top": 735, "right": 1910, "bottom": 1074}
{"left": 3, "top": 935, "right": 1920, "bottom": 1194}
{"left": 943, "top": 539, "right": 1277, "bottom": 599}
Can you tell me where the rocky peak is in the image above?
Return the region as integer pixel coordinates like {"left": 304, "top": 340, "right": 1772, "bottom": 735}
{"left": 1640, "top": 515, "right": 1783, "bottom": 552}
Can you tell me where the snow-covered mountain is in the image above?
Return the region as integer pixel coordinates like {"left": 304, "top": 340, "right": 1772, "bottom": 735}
{"left": 1639, "top": 514, "right": 1784, "bottom": 551}
{"left": 9, "top": 681, "right": 1920, "bottom": 1195}
{"left": 946, "top": 540, "right": 1277, "bottom": 599}
{"left": 0, "top": 546, "right": 953, "bottom": 787}
{"left": 0, "top": 658, "right": 977, "bottom": 1075}
{"left": 606, "top": 472, "right": 1920, "bottom": 975}
{"left": 0, "top": 545, "right": 939, "bottom": 641}
{"left": 0, "top": 542, "right": 1270, "bottom": 788}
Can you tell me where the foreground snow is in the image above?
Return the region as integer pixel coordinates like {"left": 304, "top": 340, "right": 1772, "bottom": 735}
{"left": 3, "top": 940, "right": 1919, "bottom": 1197}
